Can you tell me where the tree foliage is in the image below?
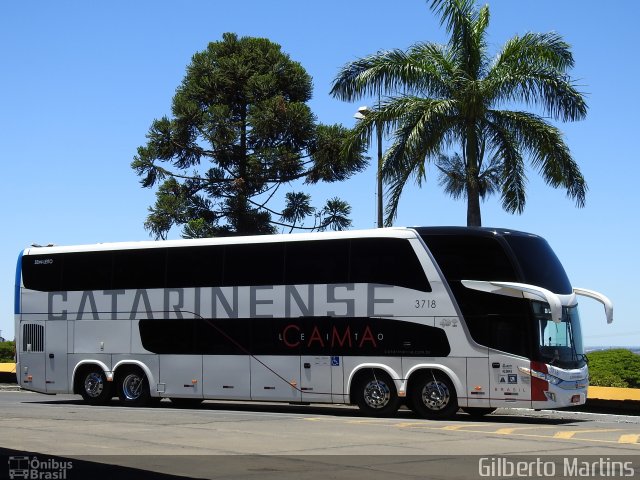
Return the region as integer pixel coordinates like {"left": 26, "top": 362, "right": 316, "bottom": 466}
{"left": 587, "top": 349, "right": 640, "bottom": 389}
{"left": 133, "top": 33, "right": 367, "bottom": 238}
{"left": 331, "top": 0, "right": 587, "bottom": 226}
{"left": 0, "top": 341, "right": 15, "bottom": 363}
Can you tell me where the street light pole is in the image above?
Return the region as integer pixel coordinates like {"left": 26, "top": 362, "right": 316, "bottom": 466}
{"left": 375, "top": 115, "right": 383, "bottom": 228}
{"left": 354, "top": 106, "right": 383, "bottom": 228}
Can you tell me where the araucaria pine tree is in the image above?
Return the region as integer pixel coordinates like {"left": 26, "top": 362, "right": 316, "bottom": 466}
{"left": 133, "top": 33, "right": 367, "bottom": 239}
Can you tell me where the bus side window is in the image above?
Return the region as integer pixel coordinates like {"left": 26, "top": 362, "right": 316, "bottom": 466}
{"left": 22, "top": 254, "right": 63, "bottom": 292}
{"left": 62, "top": 251, "right": 113, "bottom": 291}
{"left": 285, "top": 240, "right": 349, "bottom": 285}
{"left": 113, "top": 249, "right": 167, "bottom": 290}
{"left": 350, "top": 238, "right": 431, "bottom": 292}
{"left": 224, "top": 243, "right": 285, "bottom": 287}
{"left": 166, "top": 246, "right": 224, "bottom": 288}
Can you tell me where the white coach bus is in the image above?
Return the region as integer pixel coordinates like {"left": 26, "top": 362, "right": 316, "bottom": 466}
{"left": 14, "top": 227, "right": 612, "bottom": 419}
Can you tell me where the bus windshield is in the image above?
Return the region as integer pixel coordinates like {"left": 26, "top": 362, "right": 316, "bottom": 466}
{"left": 503, "top": 234, "right": 573, "bottom": 295}
{"left": 533, "top": 302, "right": 585, "bottom": 369}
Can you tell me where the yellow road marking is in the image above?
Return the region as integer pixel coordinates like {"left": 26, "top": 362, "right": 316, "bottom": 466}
{"left": 393, "top": 422, "right": 430, "bottom": 428}
{"left": 619, "top": 434, "right": 640, "bottom": 444}
{"left": 441, "top": 424, "right": 487, "bottom": 431}
{"left": 296, "top": 417, "right": 640, "bottom": 447}
{"left": 553, "top": 429, "right": 622, "bottom": 439}
{"left": 494, "top": 426, "right": 556, "bottom": 435}
{"left": 346, "top": 419, "right": 388, "bottom": 425}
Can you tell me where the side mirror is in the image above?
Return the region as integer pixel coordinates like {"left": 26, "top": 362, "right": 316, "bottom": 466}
{"left": 574, "top": 288, "right": 613, "bottom": 324}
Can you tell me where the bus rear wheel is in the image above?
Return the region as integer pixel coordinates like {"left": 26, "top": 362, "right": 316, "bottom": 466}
{"left": 353, "top": 370, "right": 400, "bottom": 417}
{"left": 409, "top": 371, "right": 458, "bottom": 420}
{"left": 117, "top": 367, "right": 151, "bottom": 407}
{"left": 78, "top": 367, "right": 112, "bottom": 405}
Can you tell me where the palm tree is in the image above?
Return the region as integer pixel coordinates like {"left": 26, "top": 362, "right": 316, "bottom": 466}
{"left": 331, "top": 0, "right": 587, "bottom": 226}
{"left": 436, "top": 152, "right": 502, "bottom": 203}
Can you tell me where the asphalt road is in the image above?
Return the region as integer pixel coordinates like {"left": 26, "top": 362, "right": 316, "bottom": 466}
{"left": 1, "top": 391, "right": 639, "bottom": 479}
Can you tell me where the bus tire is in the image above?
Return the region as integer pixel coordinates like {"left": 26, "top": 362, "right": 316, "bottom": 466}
{"left": 116, "top": 367, "right": 151, "bottom": 407}
{"left": 462, "top": 407, "right": 496, "bottom": 418}
{"left": 409, "top": 371, "right": 458, "bottom": 420}
{"left": 352, "top": 370, "right": 400, "bottom": 417}
{"left": 170, "top": 398, "right": 204, "bottom": 408}
{"left": 78, "top": 367, "right": 112, "bottom": 406}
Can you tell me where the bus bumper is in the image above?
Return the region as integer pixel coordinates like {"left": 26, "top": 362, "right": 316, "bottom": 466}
{"left": 532, "top": 389, "right": 586, "bottom": 410}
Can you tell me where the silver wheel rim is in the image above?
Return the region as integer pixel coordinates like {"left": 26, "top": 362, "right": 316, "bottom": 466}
{"left": 122, "top": 373, "right": 143, "bottom": 401}
{"left": 363, "top": 379, "right": 391, "bottom": 409}
{"left": 84, "top": 372, "right": 104, "bottom": 398}
{"left": 420, "top": 380, "right": 450, "bottom": 411}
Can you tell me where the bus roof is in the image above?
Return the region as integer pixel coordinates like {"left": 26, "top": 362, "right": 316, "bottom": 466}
{"left": 22, "top": 227, "right": 420, "bottom": 256}
{"left": 413, "top": 226, "right": 541, "bottom": 239}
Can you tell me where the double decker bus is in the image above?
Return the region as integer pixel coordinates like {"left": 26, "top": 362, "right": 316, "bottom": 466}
{"left": 14, "top": 227, "right": 612, "bottom": 419}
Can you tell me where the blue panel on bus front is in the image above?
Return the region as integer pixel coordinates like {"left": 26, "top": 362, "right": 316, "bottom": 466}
{"left": 15, "top": 250, "right": 23, "bottom": 314}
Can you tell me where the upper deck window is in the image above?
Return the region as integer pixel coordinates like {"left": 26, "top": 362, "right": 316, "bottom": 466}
{"left": 22, "top": 236, "right": 431, "bottom": 292}
{"left": 423, "top": 235, "right": 518, "bottom": 282}
{"left": 21, "top": 255, "right": 61, "bottom": 291}
{"left": 224, "top": 243, "right": 285, "bottom": 287}
{"left": 350, "top": 238, "right": 430, "bottom": 291}
{"left": 166, "top": 245, "right": 224, "bottom": 288}
{"left": 285, "top": 240, "right": 349, "bottom": 285}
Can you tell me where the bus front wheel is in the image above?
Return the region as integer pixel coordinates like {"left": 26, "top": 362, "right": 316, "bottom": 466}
{"left": 78, "top": 367, "right": 112, "bottom": 405}
{"left": 352, "top": 370, "right": 400, "bottom": 417}
{"left": 116, "top": 367, "right": 151, "bottom": 407}
{"left": 409, "top": 371, "right": 458, "bottom": 420}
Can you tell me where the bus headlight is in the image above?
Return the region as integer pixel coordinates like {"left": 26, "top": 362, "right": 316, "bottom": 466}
{"left": 518, "top": 366, "right": 562, "bottom": 385}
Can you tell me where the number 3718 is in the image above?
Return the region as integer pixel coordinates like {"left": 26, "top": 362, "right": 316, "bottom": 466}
{"left": 415, "top": 299, "right": 436, "bottom": 309}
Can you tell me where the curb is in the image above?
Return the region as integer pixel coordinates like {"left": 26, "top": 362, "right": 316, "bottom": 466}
{"left": 0, "top": 372, "right": 16, "bottom": 384}
{"left": 581, "top": 398, "right": 640, "bottom": 415}
{"left": 0, "top": 384, "right": 20, "bottom": 392}
{"left": 588, "top": 386, "right": 640, "bottom": 401}
{"left": 0, "top": 363, "right": 16, "bottom": 374}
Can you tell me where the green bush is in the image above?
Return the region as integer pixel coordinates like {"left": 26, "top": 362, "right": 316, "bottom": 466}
{"left": 588, "top": 371, "right": 629, "bottom": 388}
{"left": 0, "top": 341, "right": 15, "bottom": 363}
{"left": 587, "top": 349, "right": 640, "bottom": 388}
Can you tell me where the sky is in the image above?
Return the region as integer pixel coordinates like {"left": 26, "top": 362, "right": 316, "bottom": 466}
{"left": 1, "top": 1, "right": 638, "bottom": 347}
